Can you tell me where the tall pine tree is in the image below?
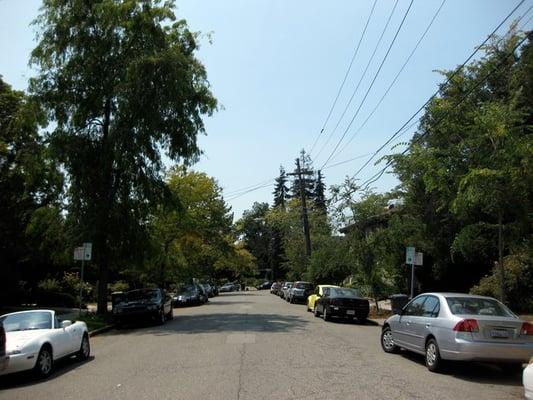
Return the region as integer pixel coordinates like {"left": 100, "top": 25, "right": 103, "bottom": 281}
{"left": 314, "top": 170, "right": 327, "bottom": 213}
{"left": 290, "top": 150, "right": 315, "bottom": 199}
{"left": 273, "top": 166, "right": 289, "bottom": 209}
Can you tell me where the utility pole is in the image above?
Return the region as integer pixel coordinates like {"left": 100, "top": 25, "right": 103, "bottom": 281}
{"left": 288, "top": 157, "right": 312, "bottom": 257}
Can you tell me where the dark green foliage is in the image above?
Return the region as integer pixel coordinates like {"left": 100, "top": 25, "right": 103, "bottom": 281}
{"left": 273, "top": 166, "right": 289, "bottom": 209}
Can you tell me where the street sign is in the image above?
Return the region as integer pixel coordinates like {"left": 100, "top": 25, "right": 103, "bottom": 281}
{"left": 406, "top": 246, "right": 415, "bottom": 264}
{"left": 74, "top": 246, "right": 84, "bottom": 261}
{"left": 83, "top": 242, "right": 92, "bottom": 261}
{"left": 414, "top": 252, "right": 423, "bottom": 266}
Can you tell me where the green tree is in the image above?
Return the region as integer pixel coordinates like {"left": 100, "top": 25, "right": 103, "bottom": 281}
{"left": 272, "top": 166, "right": 289, "bottom": 209}
{"left": 313, "top": 170, "right": 327, "bottom": 214}
{"left": 30, "top": 0, "right": 217, "bottom": 313}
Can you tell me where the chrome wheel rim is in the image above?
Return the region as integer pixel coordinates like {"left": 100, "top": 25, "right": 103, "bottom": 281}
{"left": 382, "top": 330, "right": 394, "bottom": 350}
{"left": 82, "top": 337, "right": 89, "bottom": 357}
{"left": 39, "top": 350, "right": 52, "bottom": 374}
{"left": 426, "top": 343, "right": 437, "bottom": 366}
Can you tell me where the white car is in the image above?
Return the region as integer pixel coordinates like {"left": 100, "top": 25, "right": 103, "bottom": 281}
{"left": 0, "top": 310, "right": 90, "bottom": 377}
{"left": 525, "top": 357, "right": 533, "bottom": 400}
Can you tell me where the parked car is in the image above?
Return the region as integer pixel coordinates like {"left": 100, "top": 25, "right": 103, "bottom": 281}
{"left": 381, "top": 293, "right": 533, "bottom": 372}
{"left": 256, "top": 281, "right": 272, "bottom": 290}
{"left": 172, "top": 285, "right": 206, "bottom": 307}
{"left": 270, "top": 282, "right": 282, "bottom": 295}
{"left": 210, "top": 283, "right": 219, "bottom": 296}
{"left": 314, "top": 287, "right": 369, "bottom": 322}
{"left": 0, "top": 321, "right": 6, "bottom": 374}
{"left": 0, "top": 310, "right": 90, "bottom": 377}
{"left": 219, "top": 283, "right": 236, "bottom": 293}
{"left": 307, "top": 285, "right": 340, "bottom": 312}
{"left": 202, "top": 283, "right": 215, "bottom": 298}
{"left": 279, "top": 282, "right": 293, "bottom": 300}
{"left": 525, "top": 356, "right": 533, "bottom": 400}
{"left": 113, "top": 288, "right": 173, "bottom": 327}
{"left": 288, "top": 281, "right": 314, "bottom": 304}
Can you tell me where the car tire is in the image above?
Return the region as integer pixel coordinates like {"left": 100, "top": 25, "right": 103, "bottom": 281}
{"left": 499, "top": 363, "right": 524, "bottom": 375}
{"left": 425, "top": 338, "right": 442, "bottom": 372}
{"left": 158, "top": 309, "right": 166, "bottom": 325}
{"left": 77, "top": 334, "right": 90, "bottom": 361}
{"left": 314, "top": 305, "right": 320, "bottom": 317}
{"left": 323, "top": 307, "right": 331, "bottom": 322}
{"left": 34, "top": 345, "right": 53, "bottom": 378}
{"left": 380, "top": 326, "right": 399, "bottom": 353}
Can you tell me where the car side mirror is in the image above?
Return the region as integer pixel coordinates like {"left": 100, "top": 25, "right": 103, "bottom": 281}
{"left": 61, "top": 320, "right": 72, "bottom": 328}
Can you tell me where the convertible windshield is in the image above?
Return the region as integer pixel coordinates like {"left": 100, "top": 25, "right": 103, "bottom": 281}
{"left": 331, "top": 288, "right": 361, "bottom": 297}
{"left": 446, "top": 297, "right": 514, "bottom": 317}
{"left": 294, "top": 282, "right": 313, "bottom": 289}
{"left": 0, "top": 312, "right": 52, "bottom": 332}
{"left": 176, "top": 286, "right": 196, "bottom": 296}
{"left": 126, "top": 289, "right": 160, "bottom": 302}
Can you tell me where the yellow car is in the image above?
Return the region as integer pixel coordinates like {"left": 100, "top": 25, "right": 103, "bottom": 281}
{"left": 306, "top": 285, "right": 340, "bottom": 312}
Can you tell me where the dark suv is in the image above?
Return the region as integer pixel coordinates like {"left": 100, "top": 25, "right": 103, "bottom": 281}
{"left": 288, "top": 281, "right": 314, "bottom": 304}
{"left": 113, "top": 288, "right": 173, "bottom": 327}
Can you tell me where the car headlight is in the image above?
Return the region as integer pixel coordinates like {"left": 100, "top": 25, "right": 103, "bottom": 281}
{"left": 7, "top": 349, "right": 21, "bottom": 356}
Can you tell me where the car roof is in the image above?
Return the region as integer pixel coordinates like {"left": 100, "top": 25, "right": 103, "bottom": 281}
{"left": 423, "top": 292, "right": 498, "bottom": 300}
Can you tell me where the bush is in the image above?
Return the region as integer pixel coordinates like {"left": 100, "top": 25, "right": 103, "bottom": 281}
{"left": 38, "top": 278, "right": 62, "bottom": 293}
{"left": 470, "top": 251, "right": 533, "bottom": 314}
{"left": 108, "top": 280, "right": 129, "bottom": 293}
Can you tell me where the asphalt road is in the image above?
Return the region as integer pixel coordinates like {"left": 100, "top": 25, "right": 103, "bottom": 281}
{"left": 0, "top": 291, "right": 524, "bottom": 399}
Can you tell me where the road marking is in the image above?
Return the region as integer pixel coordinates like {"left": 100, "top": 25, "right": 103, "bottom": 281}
{"left": 226, "top": 333, "right": 256, "bottom": 344}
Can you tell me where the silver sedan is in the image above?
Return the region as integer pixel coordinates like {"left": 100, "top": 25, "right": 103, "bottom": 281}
{"left": 381, "top": 293, "right": 533, "bottom": 372}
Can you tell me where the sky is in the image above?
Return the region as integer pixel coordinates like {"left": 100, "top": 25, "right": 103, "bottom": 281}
{"left": 1, "top": 0, "right": 532, "bottom": 220}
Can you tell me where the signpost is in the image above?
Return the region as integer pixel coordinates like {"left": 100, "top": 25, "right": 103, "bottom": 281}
{"left": 406, "top": 247, "right": 423, "bottom": 299}
{"left": 74, "top": 243, "right": 92, "bottom": 316}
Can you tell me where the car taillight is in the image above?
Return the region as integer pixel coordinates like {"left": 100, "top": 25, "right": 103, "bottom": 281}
{"left": 453, "top": 319, "right": 479, "bottom": 333}
{"left": 520, "top": 322, "right": 533, "bottom": 336}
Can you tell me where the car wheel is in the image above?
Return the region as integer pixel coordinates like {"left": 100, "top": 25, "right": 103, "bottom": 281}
{"left": 323, "top": 307, "right": 330, "bottom": 321}
{"left": 35, "top": 346, "right": 53, "bottom": 378}
{"left": 77, "top": 334, "right": 90, "bottom": 361}
{"left": 158, "top": 309, "right": 165, "bottom": 325}
{"left": 425, "top": 338, "right": 442, "bottom": 372}
{"left": 380, "top": 326, "right": 398, "bottom": 353}
{"left": 499, "top": 363, "right": 524, "bottom": 375}
{"left": 314, "top": 304, "right": 320, "bottom": 317}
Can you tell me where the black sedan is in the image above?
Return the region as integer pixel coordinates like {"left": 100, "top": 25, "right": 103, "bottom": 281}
{"left": 113, "top": 288, "right": 173, "bottom": 326}
{"left": 314, "top": 287, "right": 369, "bottom": 322}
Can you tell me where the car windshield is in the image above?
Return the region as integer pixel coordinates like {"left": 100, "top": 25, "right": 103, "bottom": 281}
{"left": 294, "top": 282, "right": 313, "bottom": 289}
{"left": 176, "top": 286, "right": 196, "bottom": 296}
{"left": 0, "top": 312, "right": 52, "bottom": 332}
{"left": 331, "top": 288, "right": 360, "bottom": 297}
{"left": 126, "top": 289, "right": 160, "bottom": 302}
{"left": 446, "top": 297, "right": 515, "bottom": 317}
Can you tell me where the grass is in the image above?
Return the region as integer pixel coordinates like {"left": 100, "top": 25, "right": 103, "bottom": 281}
{"left": 76, "top": 312, "right": 111, "bottom": 332}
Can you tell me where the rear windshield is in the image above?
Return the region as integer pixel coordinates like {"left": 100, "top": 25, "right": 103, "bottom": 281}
{"left": 177, "top": 286, "right": 196, "bottom": 295}
{"left": 294, "top": 282, "right": 313, "bottom": 289}
{"left": 446, "top": 297, "right": 514, "bottom": 317}
{"left": 331, "top": 288, "right": 360, "bottom": 297}
{"left": 126, "top": 289, "right": 160, "bottom": 302}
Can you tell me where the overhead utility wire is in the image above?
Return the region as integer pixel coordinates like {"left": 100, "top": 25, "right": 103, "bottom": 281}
{"left": 314, "top": 0, "right": 400, "bottom": 161}
{"left": 357, "top": 24, "right": 531, "bottom": 192}
{"left": 331, "top": 0, "right": 447, "bottom": 163}
{"left": 320, "top": 0, "right": 415, "bottom": 170}
{"left": 224, "top": 178, "right": 275, "bottom": 196}
{"left": 348, "top": 0, "right": 527, "bottom": 181}
{"left": 308, "top": 0, "right": 379, "bottom": 157}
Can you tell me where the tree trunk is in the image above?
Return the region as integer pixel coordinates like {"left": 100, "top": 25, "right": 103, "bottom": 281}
{"left": 498, "top": 211, "right": 505, "bottom": 304}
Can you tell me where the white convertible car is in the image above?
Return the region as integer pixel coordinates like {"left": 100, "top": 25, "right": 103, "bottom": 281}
{"left": 0, "top": 310, "right": 90, "bottom": 377}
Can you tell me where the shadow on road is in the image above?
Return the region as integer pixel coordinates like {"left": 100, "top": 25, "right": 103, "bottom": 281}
{"left": 398, "top": 351, "right": 523, "bottom": 387}
{"left": 113, "top": 312, "right": 309, "bottom": 336}
{"left": 0, "top": 356, "right": 95, "bottom": 390}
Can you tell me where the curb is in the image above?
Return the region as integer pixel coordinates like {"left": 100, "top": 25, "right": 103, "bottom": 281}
{"left": 89, "top": 324, "right": 114, "bottom": 337}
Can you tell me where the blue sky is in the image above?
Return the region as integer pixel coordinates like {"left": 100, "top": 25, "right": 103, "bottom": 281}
{"left": 1, "top": 0, "right": 531, "bottom": 219}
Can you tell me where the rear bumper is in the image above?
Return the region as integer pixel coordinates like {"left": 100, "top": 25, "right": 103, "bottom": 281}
{"left": 441, "top": 339, "right": 533, "bottom": 362}
{"left": 0, "top": 352, "right": 37, "bottom": 376}
{"left": 114, "top": 309, "right": 159, "bottom": 323}
{"left": 328, "top": 305, "right": 369, "bottom": 319}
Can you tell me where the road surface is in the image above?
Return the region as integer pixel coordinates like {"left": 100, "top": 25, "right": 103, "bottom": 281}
{"left": 0, "top": 291, "right": 524, "bottom": 399}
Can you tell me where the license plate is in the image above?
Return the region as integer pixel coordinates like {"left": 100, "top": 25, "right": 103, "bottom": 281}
{"left": 491, "top": 329, "right": 509, "bottom": 338}
{"left": 346, "top": 310, "right": 355, "bottom": 315}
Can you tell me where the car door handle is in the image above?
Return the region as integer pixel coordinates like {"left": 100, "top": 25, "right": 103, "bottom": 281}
{"left": 425, "top": 323, "right": 431, "bottom": 328}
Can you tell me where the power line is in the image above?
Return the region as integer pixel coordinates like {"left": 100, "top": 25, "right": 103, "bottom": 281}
{"left": 357, "top": 27, "right": 531, "bottom": 192}
{"left": 224, "top": 178, "right": 275, "bottom": 196}
{"left": 308, "top": 0, "right": 379, "bottom": 157}
{"left": 320, "top": 0, "right": 415, "bottom": 170}
{"left": 314, "top": 0, "right": 400, "bottom": 162}
{"left": 225, "top": 182, "right": 275, "bottom": 201}
{"left": 349, "top": 0, "right": 527, "bottom": 181}
{"left": 331, "top": 0, "right": 447, "bottom": 163}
